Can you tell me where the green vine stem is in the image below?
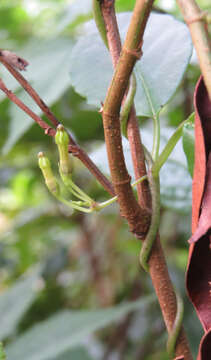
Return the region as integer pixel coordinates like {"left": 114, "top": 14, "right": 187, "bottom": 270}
{"left": 120, "top": 73, "right": 137, "bottom": 138}
{"left": 139, "top": 148, "right": 160, "bottom": 272}
{"left": 152, "top": 112, "right": 160, "bottom": 161}
{"left": 152, "top": 114, "right": 194, "bottom": 178}
{"left": 167, "top": 292, "right": 184, "bottom": 359}
{"left": 92, "top": 0, "right": 108, "bottom": 47}
{"left": 139, "top": 148, "right": 184, "bottom": 359}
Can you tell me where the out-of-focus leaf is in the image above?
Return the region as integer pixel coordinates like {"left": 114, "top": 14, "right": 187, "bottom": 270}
{"left": 69, "top": 12, "right": 192, "bottom": 117}
{"left": 115, "top": 0, "right": 136, "bottom": 11}
{"left": 90, "top": 127, "right": 192, "bottom": 213}
{"left": 6, "top": 295, "right": 154, "bottom": 360}
{"left": 54, "top": 347, "right": 92, "bottom": 360}
{"left": 2, "top": 38, "right": 73, "bottom": 154}
{"left": 0, "top": 270, "right": 40, "bottom": 340}
{"left": 55, "top": 0, "right": 92, "bottom": 34}
{"left": 182, "top": 113, "right": 195, "bottom": 177}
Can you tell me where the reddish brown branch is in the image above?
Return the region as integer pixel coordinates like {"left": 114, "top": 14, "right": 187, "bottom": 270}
{"left": 100, "top": 0, "right": 150, "bottom": 208}
{"left": 0, "top": 58, "right": 114, "bottom": 196}
{"left": 102, "top": 0, "right": 155, "bottom": 236}
{"left": 99, "top": 0, "right": 193, "bottom": 358}
{"left": 0, "top": 78, "right": 56, "bottom": 137}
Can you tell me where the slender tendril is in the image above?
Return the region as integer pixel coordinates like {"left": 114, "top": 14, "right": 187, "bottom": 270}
{"left": 139, "top": 147, "right": 160, "bottom": 272}
{"left": 92, "top": 0, "right": 108, "bottom": 47}
{"left": 120, "top": 74, "right": 137, "bottom": 138}
{"left": 139, "top": 147, "right": 184, "bottom": 358}
{"left": 152, "top": 113, "right": 195, "bottom": 177}
{"left": 167, "top": 292, "right": 184, "bottom": 359}
{"left": 152, "top": 112, "right": 160, "bottom": 161}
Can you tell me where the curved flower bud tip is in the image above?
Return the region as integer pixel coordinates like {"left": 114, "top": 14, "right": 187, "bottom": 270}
{"left": 38, "top": 152, "right": 60, "bottom": 196}
{"left": 55, "top": 125, "right": 72, "bottom": 175}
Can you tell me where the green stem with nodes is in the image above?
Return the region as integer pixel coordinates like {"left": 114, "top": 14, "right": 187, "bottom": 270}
{"left": 152, "top": 113, "right": 195, "bottom": 178}
{"left": 140, "top": 114, "right": 195, "bottom": 267}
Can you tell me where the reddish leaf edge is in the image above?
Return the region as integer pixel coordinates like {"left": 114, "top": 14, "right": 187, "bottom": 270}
{"left": 186, "top": 76, "right": 211, "bottom": 360}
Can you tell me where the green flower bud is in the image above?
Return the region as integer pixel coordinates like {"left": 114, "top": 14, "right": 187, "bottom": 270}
{"left": 38, "top": 152, "right": 60, "bottom": 196}
{"left": 55, "top": 124, "right": 69, "bottom": 146}
{"left": 55, "top": 125, "right": 72, "bottom": 175}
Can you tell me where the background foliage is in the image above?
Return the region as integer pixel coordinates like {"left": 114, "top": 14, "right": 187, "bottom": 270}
{"left": 0, "top": 0, "right": 210, "bottom": 359}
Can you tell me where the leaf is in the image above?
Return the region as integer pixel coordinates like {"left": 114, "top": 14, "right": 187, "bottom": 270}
{"left": 53, "top": 347, "right": 92, "bottom": 360}
{"left": 182, "top": 113, "right": 195, "bottom": 177}
{"left": 55, "top": 0, "right": 92, "bottom": 34}
{"left": 69, "top": 12, "right": 192, "bottom": 117}
{"left": 189, "top": 153, "right": 211, "bottom": 244}
{"left": 90, "top": 126, "right": 192, "bottom": 213}
{"left": 0, "top": 270, "right": 40, "bottom": 340}
{"left": 2, "top": 38, "right": 73, "bottom": 154}
{"left": 186, "top": 77, "right": 211, "bottom": 360}
{"left": 5, "top": 296, "right": 154, "bottom": 360}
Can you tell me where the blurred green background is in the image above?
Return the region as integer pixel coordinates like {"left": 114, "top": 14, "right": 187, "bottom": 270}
{"left": 0, "top": 1, "right": 210, "bottom": 359}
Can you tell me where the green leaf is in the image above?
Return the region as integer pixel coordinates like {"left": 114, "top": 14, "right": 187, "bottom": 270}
{"left": 115, "top": 0, "right": 136, "bottom": 12}
{"left": 182, "top": 113, "right": 195, "bottom": 178}
{"left": 2, "top": 38, "right": 73, "bottom": 154}
{"left": 0, "top": 271, "right": 40, "bottom": 340}
{"left": 6, "top": 296, "right": 154, "bottom": 360}
{"left": 69, "top": 12, "right": 192, "bottom": 117}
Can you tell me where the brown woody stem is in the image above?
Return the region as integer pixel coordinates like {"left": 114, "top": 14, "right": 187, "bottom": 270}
{"left": 100, "top": 0, "right": 193, "bottom": 358}
{"left": 177, "top": 0, "right": 211, "bottom": 101}
{"left": 100, "top": 0, "right": 150, "bottom": 209}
